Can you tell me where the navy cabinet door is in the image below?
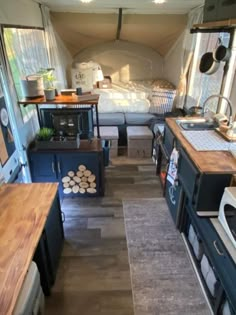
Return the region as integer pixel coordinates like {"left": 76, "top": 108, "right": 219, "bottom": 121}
{"left": 57, "top": 152, "right": 101, "bottom": 197}
{"left": 44, "top": 195, "right": 64, "bottom": 284}
{"left": 29, "top": 153, "right": 58, "bottom": 182}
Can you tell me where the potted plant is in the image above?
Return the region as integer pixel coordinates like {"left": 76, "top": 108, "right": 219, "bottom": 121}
{"left": 35, "top": 127, "right": 54, "bottom": 148}
{"left": 38, "top": 68, "right": 56, "bottom": 101}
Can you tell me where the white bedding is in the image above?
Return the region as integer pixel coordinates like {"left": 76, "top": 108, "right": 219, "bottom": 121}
{"left": 93, "top": 80, "right": 176, "bottom": 114}
{"left": 93, "top": 84, "right": 150, "bottom": 113}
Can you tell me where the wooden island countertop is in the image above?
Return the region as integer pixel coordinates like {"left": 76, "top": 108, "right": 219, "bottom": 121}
{"left": 0, "top": 183, "right": 58, "bottom": 315}
{"left": 166, "top": 118, "right": 236, "bottom": 174}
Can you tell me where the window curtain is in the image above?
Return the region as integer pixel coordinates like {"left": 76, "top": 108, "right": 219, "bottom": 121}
{"left": 0, "top": 28, "right": 28, "bottom": 125}
{"left": 173, "top": 6, "right": 203, "bottom": 110}
{"left": 40, "top": 5, "right": 67, "bottom": 91}
{"left": 3, "top": 27, "right": 49, "bottom": 121}
{"left": 0, "top": 30, "right": 32, "bottom": 181}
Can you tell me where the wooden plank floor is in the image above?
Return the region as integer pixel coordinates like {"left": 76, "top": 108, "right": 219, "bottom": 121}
{"left": 45, "top": 156, "right": 161, "bottom": 315}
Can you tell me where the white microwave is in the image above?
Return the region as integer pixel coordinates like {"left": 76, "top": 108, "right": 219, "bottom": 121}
{"left": 218, "top": 187, "right": 236, "bottom": 248}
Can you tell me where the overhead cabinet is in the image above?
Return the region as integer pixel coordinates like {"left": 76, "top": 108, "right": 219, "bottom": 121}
{"left": 204, "top": 0, "right": 236, "bottom": 22}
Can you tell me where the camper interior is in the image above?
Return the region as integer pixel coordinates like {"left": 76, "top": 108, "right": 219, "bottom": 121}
{"left": 0, "top": 0, "right": 236, "bottom": 314}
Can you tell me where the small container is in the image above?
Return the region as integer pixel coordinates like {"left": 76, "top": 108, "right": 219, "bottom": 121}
{"left": 76, "top": 87, "right": 82, "bottom": 95}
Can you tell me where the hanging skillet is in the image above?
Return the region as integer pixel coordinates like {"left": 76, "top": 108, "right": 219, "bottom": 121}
{"left": 213, "top": 45, "right": 231, "bottom": 62}
{"left": 199, "top": 52, "right": 220, "bottom": 75}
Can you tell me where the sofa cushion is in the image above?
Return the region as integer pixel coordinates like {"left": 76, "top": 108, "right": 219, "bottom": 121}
{"left": 125, "top": 113, "right": 156, "bottom": 125}
{"left": 94, "top": 113, "right": 125, "bottom": 126}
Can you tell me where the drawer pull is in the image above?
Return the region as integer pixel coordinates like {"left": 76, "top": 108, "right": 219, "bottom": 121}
{"left": 57, "top": 161, "right": 61, "bottom": 173}
{"left": 61, "top": 211, "right": 65, "bottom": 222}
{"left": 52, "top": 162, "right": 55, "bottom": 173}
{"left": 213, "top": 240, "right": 224, "bottom": 256}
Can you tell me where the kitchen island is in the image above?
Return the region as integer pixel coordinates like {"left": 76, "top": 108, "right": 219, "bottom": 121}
{"left": 0, "top": 183, "right": 64, "bottom": 315}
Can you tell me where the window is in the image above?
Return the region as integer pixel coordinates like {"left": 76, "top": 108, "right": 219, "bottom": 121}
{"left": 187, "top": 32, "right": 230, "bottom": 113}
{"left": 3, "top": 27, "right": 49, "bottom": 122}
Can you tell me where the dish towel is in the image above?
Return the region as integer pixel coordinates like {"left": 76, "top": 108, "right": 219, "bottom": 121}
{"left": 166, "top": 147, "right": 179, "bottom": 185}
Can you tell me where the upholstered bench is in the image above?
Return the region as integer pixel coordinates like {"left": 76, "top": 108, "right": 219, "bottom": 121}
{"left": 94, "top": 126, "right": 119, "bottom": 157}
{"left": 127, "top": 126, "right": 153, "bottom": 158}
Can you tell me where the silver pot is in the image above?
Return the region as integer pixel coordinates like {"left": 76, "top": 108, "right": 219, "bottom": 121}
{"left": 199, "top": 52, "right": 220, "bottom": 75}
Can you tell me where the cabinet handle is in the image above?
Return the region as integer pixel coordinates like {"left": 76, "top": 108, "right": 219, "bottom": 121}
{"left": 52, "top": 162, "right": 55, "bottom": 173}
{"left": 213, "top": 240, "right": 224, "bottom": 256}
{"left": 57, "top": 161, "right": 61, "bottom": 173}
{"left": 61, "top": 211, "right": 65, "bottom": 222}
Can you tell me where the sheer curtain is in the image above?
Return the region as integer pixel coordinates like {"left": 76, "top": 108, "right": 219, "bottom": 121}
{"left": 173, "top": 6, "right": 203, "bottom": 110}
{"left": 3, "top": 27, "right": 49, "bottom": 121}
{"left": 40, "top": 5, "right": 67, "bottom": 91}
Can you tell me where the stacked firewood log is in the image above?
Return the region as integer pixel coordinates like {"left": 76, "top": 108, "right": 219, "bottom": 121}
{"left": 62, "top": 164, "right": 97, "bottom": 195}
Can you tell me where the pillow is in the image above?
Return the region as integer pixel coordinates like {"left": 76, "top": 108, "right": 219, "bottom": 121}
{"left": 152, "top": 79, "right": 175, "bottom": 90}
{"left": 149, "top": 88, "right": 176, "bottom": 114}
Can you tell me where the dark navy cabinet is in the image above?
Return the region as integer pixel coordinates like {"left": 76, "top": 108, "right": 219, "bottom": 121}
{"left": 183, "top": 204, "right": 236, "bottom": 314}
{"left": 178, "top": 147, "right": 232, "bottom": 214}
{"left": 29, "top": 152, "right": 58, "bottom": 183}
{"left": 44, "top": 196, "right": 64, "bottom": 284}
{"left": 162, "top": 124, "right": 233, "bottom": 219}
{"left": 165, "top": 180, "right": 184, "bottom": 226}
{"left": 28, "top": 143, "right": 104, "bottom": 199}
{"left": 34, "top": 194, "right": 64, "bottom": 296}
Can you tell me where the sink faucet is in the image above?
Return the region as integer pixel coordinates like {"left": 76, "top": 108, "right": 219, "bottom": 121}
{"left": 202, "top": 94, "right": 233, "bottom": 126}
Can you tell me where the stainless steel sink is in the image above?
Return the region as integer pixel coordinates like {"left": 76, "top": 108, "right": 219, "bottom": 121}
{"left": 176, "top": 119, "right": 217, "bottom": 131}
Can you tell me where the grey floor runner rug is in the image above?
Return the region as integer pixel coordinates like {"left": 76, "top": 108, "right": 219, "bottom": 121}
{"left": 123, "top": 198, "right": 211, "bottom": 315}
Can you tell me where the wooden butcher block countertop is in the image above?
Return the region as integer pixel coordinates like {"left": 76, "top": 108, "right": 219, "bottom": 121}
{"left": 0, "top": 183, "right": 58, "bottom": 315}
{"left": 166, "top": 118, "right": 236, "bottom": 174}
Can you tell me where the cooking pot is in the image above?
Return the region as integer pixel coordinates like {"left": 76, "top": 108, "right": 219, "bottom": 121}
{"left": 213, "top": 45, "right": 231, "bottom": 62}
{"left": 199, "top": 52, "right": 220, "bottom": 75}
{"left": 21, "top": 75, "right": 44, "bottom": 98}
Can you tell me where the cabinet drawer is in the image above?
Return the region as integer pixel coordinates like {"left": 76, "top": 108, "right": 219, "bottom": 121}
{"left": 178, "top": 148, "right": 199, "bottom": 201}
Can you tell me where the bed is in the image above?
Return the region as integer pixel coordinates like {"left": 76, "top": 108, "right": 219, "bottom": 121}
{"left": 92, "top": 79, "right": 176, "bottom": 145}
{"left": 93, "top": 79, "right": 176, "bottom": 120}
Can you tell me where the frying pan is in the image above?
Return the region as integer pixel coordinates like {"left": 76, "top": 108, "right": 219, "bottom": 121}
{"left": 199, "top": 52, "right": 220, "bottom": 75}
